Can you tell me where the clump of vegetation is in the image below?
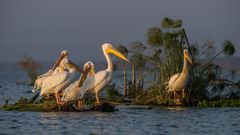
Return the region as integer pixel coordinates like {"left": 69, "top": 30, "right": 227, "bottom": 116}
{"left": 18, "top": 56, "right": 42, "bottom": 85}
{"left": 134, "top": 90, "right": 175, "bottom": 106}
{"left": 105, "top": 84, "right": 125, "bottom": 103}
{"left": 115, "top": 17, "right": 238, "bottom": 106}
{"left": 198, "top": 99, "right": 240, "bottom": 107}
{"left": 1, "top": 97, "right": 60, "bottom": 112}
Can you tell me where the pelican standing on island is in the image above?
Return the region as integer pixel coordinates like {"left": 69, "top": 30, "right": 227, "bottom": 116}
{"left": 61, "top": 43, "right": 129, "bottom": 107}
{"left": 32, "top": 50, "right": 69, "bottom": 93}
{"left": 40, "top": 51, "right": 85, "bottom": 104}
{"left": 60, "top": 61, "right": 95, "bottom": 107}
{"left": 167, "top": 49, "right": 192, "bottom": 100}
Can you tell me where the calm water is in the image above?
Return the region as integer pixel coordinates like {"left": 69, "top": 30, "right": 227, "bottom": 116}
{"left": 1, "top": 107, "right": 240, "bottom": 135}
{"left": 0, "top": 65, "right": 240, "bottom": 135}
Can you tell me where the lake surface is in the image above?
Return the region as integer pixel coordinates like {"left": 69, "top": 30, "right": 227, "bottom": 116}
{"left": 0, "top": 64, "right": 240, "bottom": 135}
{"left": 1, "top": 107, "right": 240, "bottom": 135}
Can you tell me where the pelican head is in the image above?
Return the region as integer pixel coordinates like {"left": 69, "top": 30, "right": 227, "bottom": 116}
{"left": 61, "top": 50, "right": 68, "bottom": 57}
{"left": 102, "top": 43, "right": 129, "bottom": 62}
{"left": 52, "top": 50, "right": 69, "bottom": 70}
{"left": 184, "top": 49, "right": 192, "bottom": 64}
{"left": 84, "top": 61, "right": 95, "bottom": 76}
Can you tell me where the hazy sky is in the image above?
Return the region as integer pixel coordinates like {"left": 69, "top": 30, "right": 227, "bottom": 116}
{"left": 0, "top": 0, "right": 239, "bottom": 62}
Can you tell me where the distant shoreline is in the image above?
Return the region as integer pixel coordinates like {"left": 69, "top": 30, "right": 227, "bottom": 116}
{"left": 0, "top": 57, "right": 239, "bottom": 72}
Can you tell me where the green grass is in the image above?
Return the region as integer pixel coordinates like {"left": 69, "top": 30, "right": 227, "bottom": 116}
{"left": 1, "top": 96, "right": 116, "bottom": 112}
{"left": 1, "top": 97, "right": 70, "bottom": 112}
{"left": 198, "top": 99, "right": 240, "bottom": 107}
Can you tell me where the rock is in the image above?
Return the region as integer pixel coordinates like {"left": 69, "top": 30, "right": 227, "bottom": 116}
{"left": 125, "top": 105, "right": 152, "bottom": 110}
{"left": 83, "top": 102, "right": 117, "bottom": 112}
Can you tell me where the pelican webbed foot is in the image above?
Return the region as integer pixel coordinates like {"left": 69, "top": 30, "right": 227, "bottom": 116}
{"left": 95, "top": 92, "right": 101, "bottom": 105}
{"left": 72, "top": 100, "right": 84, "bottom": 111}
{"left": 77, "top": 100, "right": 84, "bottom": 110}
{"left": 55, "top": 91, "right": 63, "bottom": 105}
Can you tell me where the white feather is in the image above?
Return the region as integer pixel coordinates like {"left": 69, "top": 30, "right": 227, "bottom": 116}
{"left": 167, "top": 73, "right": 180, "bottom": 92}
{"left": 40, "top": 58, "right": 79, "bottom": 96}
{"left": 40, "top": 71, "right": 68, "bottom": 96}
{"left": 32, "top": 70, "right": 53, "bottom": 92}
{"left": 62, "top": 71, "right": 108, "bottom": 102}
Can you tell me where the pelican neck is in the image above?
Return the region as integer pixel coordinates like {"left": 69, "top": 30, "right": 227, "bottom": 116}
{"left": 103, "top": 48, "right": 113, "bottom": 72}
{"left": 182, "top": 58, "right": 188, "bottom": 74}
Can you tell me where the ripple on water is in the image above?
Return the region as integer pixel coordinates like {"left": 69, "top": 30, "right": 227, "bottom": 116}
{"left": 1, "top": 106, "right": 240, "bottom": 135}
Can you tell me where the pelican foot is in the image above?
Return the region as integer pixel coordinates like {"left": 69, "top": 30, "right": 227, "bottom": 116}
{"left": 77, "top": 100, "right": 84, "bottom": 110}
{"left": 57, "top": 100, "right": 65, "bottom": 105}
{"left": 95, "top": 101, "right": 101, "bottom": 105}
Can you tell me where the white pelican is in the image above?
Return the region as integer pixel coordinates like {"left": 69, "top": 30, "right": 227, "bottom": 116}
{"left": 32, "top": 50, "right": 68, "bottom": 92}
{"left": 40, "top": 53, "right": 85, "bottom": 104}
{"left": 166, "top": 49, "right": 192, "bottom": 100}
{"left": 60, "top": 61, "right": 95, "bottom": 107}
{"left": 61, "top": 43, "right": 129, "bottom": 107}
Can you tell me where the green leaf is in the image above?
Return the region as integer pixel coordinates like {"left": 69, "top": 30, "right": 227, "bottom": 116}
{"left": 223, "top": 40, "right": 235, "bottom": 56}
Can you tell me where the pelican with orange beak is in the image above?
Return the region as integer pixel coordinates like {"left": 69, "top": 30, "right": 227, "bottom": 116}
{"left": 60, "top": 61, "right": 95, "bottom": 106}
{"left": 61, "top": 43, "right": 129, "bottom": 108}
{"left": 166, "top": 49, "right": 193, "bottom": 100}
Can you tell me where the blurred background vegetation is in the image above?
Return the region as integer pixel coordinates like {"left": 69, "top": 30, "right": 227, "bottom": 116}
{"left": 18, "top": 56, "right": 41, "bottom": 86}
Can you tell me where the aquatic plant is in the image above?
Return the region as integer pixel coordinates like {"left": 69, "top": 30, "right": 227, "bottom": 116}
{"left": 198, "top": 99, "right": 240, "bottom": 107}
{"left": 18, "top": 56, "right": 41, "bottom": 85}
{"left": 116, "top": 45, "right": 129, "bottom": 96}
{"left": 120, "top": 17, "right": 238, "bottom": 106}
{"left": 115, "top": 42, "right": 147, "bottom": 98}
{"left": 105, "top": 84, "right": 124, "bottom": 103}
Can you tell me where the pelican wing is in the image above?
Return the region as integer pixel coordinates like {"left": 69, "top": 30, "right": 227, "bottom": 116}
{"left": 167, "top": 73, "right": 180, "bottom": 91}
{"left": 37, "top": 70, "right": 52, "bottom": 79}
{"left": 169, "top": 73, "right": 180, "bottom": 85}
{"left": 61, "top": 71, "right": 108, "bottom": 102}
{"left": 79, "top": 71, "right": 108, "bottom": 96}
{"left": 32, "top": 70, "right": 53, "bottom": 92}
{"left": 40, "top": 72, "right": 68, "bottom": 96}
{"left": 61, "top": 81, "right": 80, "bottom": 102}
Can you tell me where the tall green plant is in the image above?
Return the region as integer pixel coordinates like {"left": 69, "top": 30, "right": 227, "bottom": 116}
{"left": 116, "top": 45, "right": 129, "bottom": 97}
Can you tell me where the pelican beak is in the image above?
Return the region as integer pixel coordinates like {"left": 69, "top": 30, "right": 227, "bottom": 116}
{"left": 52, "top": 54, "right": 65, "bottom": 70}
{"left": 90, "top": 67, "right": 95, "bottom": 76}
{"left": 185, "top": 53, "right": 192, "bottom": 64}
{"left": 77, "top": 66, "right": 91, "bottom": 88}
{"left": 68, "top": 61, "right": 85, "bottom": 73}
{"left": 107, "top": 46, "right": 129, "bottom": 62}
